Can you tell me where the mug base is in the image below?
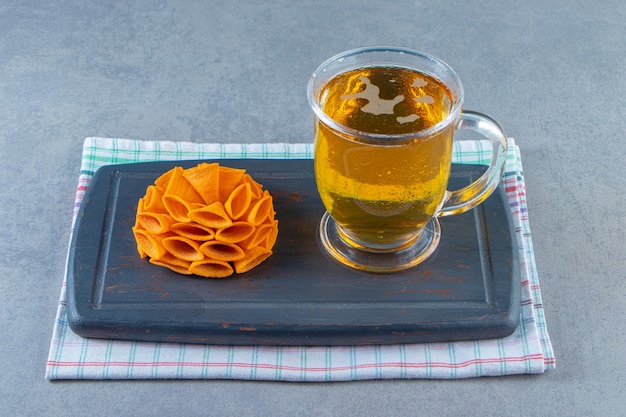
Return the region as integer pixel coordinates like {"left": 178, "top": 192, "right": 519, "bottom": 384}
{"left": 317, "top": 212, "right": 441, "bottom": 273}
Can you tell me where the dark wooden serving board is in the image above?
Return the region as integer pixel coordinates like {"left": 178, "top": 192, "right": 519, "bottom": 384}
{"left": 66, "top": 160, "right": 520, "bottom": 346}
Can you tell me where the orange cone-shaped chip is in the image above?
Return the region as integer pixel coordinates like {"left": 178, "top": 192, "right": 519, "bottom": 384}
{"left": 142, "top": 185, "right": 167, "bottom": 213}
{"left": 171, "top": 222, "right": 215, "bottom": 241}
{"left": 225, "top": 183, "right": 252, "bottom": 220}
{"left": 218, "top": 166, "right": 246, "bottom": 201}
{"left": 262, "top": 220, "right": 279, "bottom": 251}
{"left": 163, "top": 167, "right": 205, "bottom": 222}
{"left": 215, "top": 221, "right": 256, "bottom": 243}
{"left": 245, "top": 193, "right": 273, "bottom": 226}
{"left": 162, "top": 235, "right": 204, "bottom": 262}
{"left": 149, "top": 253, "right": 192, "bottom": 275}
{"left": 239, "top": 222, "right": 274, "bottom": 250}
{"left": 199, "top": 240, "right": 245, "bottom": 262}
{"left": 154, "top": 167, "right": 176, "bottom": 188}
{"left": 133, "top": 228, "right": 172, "bottom": 260}
{"left": 189, "top": 259, "right": 234, "bottom": 278}
{"left": 234, "top": 246, "right": 273, "bottom": 274}
{"left": 189, "top": 202, "right": 233, "bottom": 229}
{"left": 137, "top": 212, "right": 175, "bottom": 234}
{"left": 243, "top": 173, "right": 263, "bottom": 200}
{"left": 183, "top": 162, "right": 220, "bottom": 204}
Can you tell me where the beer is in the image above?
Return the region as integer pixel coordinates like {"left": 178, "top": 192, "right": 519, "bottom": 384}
{"left": 314, "top": 66, "right": 454, "bottom": 249}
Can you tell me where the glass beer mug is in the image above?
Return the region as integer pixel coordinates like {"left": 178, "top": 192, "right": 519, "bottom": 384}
{"left": 307, "top": 47, "right": 508, "bottom": 273}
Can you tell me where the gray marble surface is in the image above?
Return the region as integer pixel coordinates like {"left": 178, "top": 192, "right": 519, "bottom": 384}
{"left": 1, "top": 1, "right": 625, "bottom": 416}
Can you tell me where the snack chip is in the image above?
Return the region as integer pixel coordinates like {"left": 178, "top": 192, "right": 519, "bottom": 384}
{"left": 133, "top": 163, "right": 278, "bottom": 278}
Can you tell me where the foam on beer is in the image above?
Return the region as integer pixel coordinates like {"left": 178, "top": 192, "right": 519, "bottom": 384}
{"left": 340, "top": 75, "right": 435, "bottom": 125}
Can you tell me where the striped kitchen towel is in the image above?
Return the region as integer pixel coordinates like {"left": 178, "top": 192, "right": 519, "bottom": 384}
{"left": 45, "top": 137, "right": 555, "bottom": 380}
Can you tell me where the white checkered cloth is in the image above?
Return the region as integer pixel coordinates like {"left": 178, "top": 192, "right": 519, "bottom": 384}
{"left": 46, "top": 137, "right": 555, "bottom": 380}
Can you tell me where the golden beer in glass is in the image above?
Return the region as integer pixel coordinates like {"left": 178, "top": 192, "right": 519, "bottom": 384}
{"left": 308, "top": 47, "right": 508, "bottom": 272}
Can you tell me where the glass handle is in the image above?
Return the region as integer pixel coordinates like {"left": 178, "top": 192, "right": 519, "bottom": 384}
{"left": 439, "top": 110, "right": 508, "bottom": 217}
